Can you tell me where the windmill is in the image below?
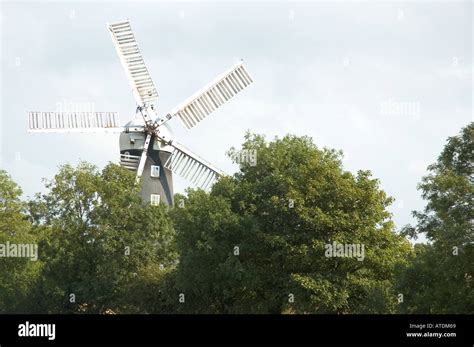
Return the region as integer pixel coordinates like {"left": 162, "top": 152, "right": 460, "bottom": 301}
{"left": 28, "top": 20, "right": 254, "bottom": 205}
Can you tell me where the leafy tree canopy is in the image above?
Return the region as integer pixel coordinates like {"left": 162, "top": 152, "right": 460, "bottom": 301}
{"left": 398, "top": 123, "right": 473, "bottom": 313}
{"left": 27, "top": 162, "right": 176, "bottom": 313}
{"left": 172, "top": 133, "right": 411, "bottom": 313}
{"left": 0, "top": 170, "right": 40, "bottom": 312}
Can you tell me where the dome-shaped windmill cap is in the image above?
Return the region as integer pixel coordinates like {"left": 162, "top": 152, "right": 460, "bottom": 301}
{"left": 125, "top": 116, "right": 146, "bottom": 127}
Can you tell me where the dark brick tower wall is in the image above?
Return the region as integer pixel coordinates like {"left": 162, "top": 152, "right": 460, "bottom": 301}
{"left": 139, "top": 145, "right": 174, "bottom": 205}
{"left": 119, "top": 131, "right": 174, "bottom": 206}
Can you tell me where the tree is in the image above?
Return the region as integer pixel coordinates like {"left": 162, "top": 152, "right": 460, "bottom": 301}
{"left": 27, "top": 162, "right": 177, "bottom": 313}
{"left": 172, "top": 133, "right": 411, "bottom": 313}
{"left": 397, "top": 123, "right": 474, "bottom": 313}
{"left": 0, "top": 170, "right": 41, "bottom": 313}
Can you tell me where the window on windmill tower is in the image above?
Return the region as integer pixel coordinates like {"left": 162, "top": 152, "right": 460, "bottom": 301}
{"left": 151, "top": 165, "right": 160, "bottom": 178}
{"left": 150, "top": 194, "right": 160, "bottom": 206}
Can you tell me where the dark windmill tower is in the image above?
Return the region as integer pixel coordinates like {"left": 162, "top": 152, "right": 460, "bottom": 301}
{"left": 117, "top": 118, "right": 175, "bottom": 205}
{"left": 28, "top": 20, "right": 254, "bottom": 206}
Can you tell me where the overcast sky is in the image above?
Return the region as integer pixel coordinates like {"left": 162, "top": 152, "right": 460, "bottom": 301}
{"left": 0, "top": 1, "right": 472, "bottom": 237}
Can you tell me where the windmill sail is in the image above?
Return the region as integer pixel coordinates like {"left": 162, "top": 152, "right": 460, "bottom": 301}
{"left": 28, "top": 112, "right": 121, "bottom": 132}
{"left": 164, "top": 141, "right": 225, "bottom": 189}
{"left": 107, "top": 20, "right": 159, "bottom": 107}
{"left": 120, "top": 153, "right": 141, "bottom": 171}
{"left": 27, "top": 18, "right": 254, "bottom": 206}
{"left": 164, "top": 62, "right": 254, "bottom": 129}
{"left": 135, "top": 133, "right": 152, "bottom": 181}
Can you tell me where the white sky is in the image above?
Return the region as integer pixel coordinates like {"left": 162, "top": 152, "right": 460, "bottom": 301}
{"left": 0, "top": 1, "right": 472, "bottom": 237}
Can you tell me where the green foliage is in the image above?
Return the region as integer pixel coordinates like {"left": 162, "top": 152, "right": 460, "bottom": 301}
{"left": 1, "top": 124, "right": 470, "bottom": 314}
{"left": 27, "top": 162, "right": 177, "bottom": 313}
{"left": 172, "top": 133, "right": 411, "bottom": 313}
{"left": 118, "top": 263, "right": 178, "bottom": 314}
{"left": 397, "top": 123, "right": 474, "bottom": 313}
{"left": 0, "top": 170, "right": 41, "bottom": 313}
